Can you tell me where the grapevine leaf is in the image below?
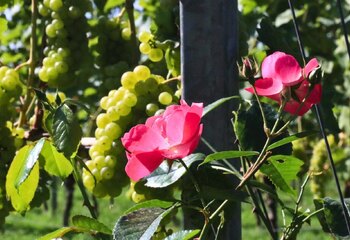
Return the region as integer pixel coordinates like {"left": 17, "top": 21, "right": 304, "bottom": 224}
{"left": 314, "top": 197, "right": 350, "bottom": 238}
{"left": 104, "top": 0, "right": 124, "bottom": 11}
{"left": 145, "top": 153, "right": 205, "bottom": 188}
{"left": 260, "top": 155, "right": 303, "bottom": 195}
{"left": 40, "top": 141, "right": 73, "bottom": 179}
{"left": 37, "top": 227, "right": 82, "bottom": 240}
{"left": 124, "top": 200, "right": 174, "bottom": 215}
{"left": 164, "top": 230, "right": 201, "bottom": 240}
{"left": 72, "top": 215, "right": 112, "bottom": 235}
{"left": 200, "top": 150, "right": 259, "bottom": 166}
{"left": 267, "top": 131, "right": 318, "bottom": 150}
{"left": 113, "top": 207, "right": 172, "bottom": 240}
{"left": 203, "top": 96, "right": 239, "bottom": 117}
{"left": 52, "top": 104, "right": 82, "bottom": 158}
{"left": 6, "top": 146, "right": 40, "bottom": 213}
{"left": 14, "top": 138, "right": 45, "bottom": 189}
{"left": 33, "top": 88, "right": 54, "bottom": 112}
{"left": 0, "top": 17, "right": 8, "bottom": 35}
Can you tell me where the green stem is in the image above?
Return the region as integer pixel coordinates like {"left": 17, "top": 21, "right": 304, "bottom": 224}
{"left": 125, "top": 0, "right": 138, "bottom": 65}
{"left": 72, "top": 158, "right": 97, "bottom": 219}
{"left": 19, "top": 0, "right": 38, "bottom": 127}
{"left": 252, "top": 85, "right": 269, "bottom": 135}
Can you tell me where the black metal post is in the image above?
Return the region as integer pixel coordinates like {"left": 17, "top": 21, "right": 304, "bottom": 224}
{"left": 180, "top": 0, "right": 241, "bottom": 239}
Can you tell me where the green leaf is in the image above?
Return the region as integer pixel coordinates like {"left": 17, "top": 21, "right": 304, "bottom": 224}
{"left": 40, "top": 141, "right": 73, "bottom": 179}
{"left": 72, "top": 215, "right": 112, "bottom": 235}
{"left": 145, "top": 153, "right": 205, "bottom": 188}
{"left": 203, "top": 96, "right": 239, "bottom": 117}
{"left": 200, "top": 150, "right": 259, "bottom": 166}
{"left": 113, "top": 207, "right": 172, "bottom": 240}
{"left": 124, "top": 200, "right": 174, "bottom": 215}
{"left": 104, "top": 0, "right": 124, "bottom": 11}
{"left": 63, "top": 98, "right": 90, "bottom": 114}
{"left": 267, "top": 131, "right": 318, "bottom": 151}
{"left": 14, "top": 138, "right": 45, "bottom": 189}
{"left": 0, "top": 17, "right": 8, "bottom": 35}
{"left": 260, "top": 155, "right": 303, "bottom": 195}
{"left": 314, "top": 197, "right": 350, "bottom": 238}
{"left": 52, "top": 104, "right": 82, "bottom": 158}
{"left": 164, "top": 230, "right": 200, "bottom": 240}
{"left": 38, "top": 227, "right": 77, "bottom": 240}
{"left": 6, "top": 146, "right": 40, "bottom": 213}
{"left": 33, "top": 88, "right": 53, "bottom": 111}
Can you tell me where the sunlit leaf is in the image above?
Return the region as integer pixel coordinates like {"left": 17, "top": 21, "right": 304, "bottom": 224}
{"left": 72, "top": 215, "right": 112, "bottom": 235}
{"left": 200, "top": 150, "right": 259, "bottom": 166}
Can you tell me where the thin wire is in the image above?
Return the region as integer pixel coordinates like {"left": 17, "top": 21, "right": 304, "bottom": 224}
{"left": 336, "top": 0, "right": 350, "bottom": 60}
{"left": 288, "top": 0, "right": 350, "bottom": 234}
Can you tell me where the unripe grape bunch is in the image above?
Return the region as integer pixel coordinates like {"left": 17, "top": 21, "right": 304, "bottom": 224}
{"left": 138, "top": 31, "right": 164, "bottom": 62}
{"left": 38, "top": 0, "right": 91, "bottom": 88}
{"left": 83, "top": 65, "right": 180, "bottom": 198}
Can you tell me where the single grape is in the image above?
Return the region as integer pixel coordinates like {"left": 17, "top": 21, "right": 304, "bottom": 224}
{"left": 123, "top": 92, "right": 137, "bottom": 107}
{"left": 104, "top": 122, "right": 122, "bottom": 140}
{"left": 100, "top": 167, "right": 114, "bottom": 180}
{"left": 148, "top": 48, "right": 163, "bottom": 62}
{"left": 96, "top": 113, "right": 110, "bottom": 128}
{"left": 146, "top": 103, "right": 159, "bottom": 116}
{"left": 138, "top": 31, "right": 152, "bottom": 43}
{"left": 133, "top": 65, "right": 151, "bottom": 80}
{"left": 121, "top": 28, "right": 131, "bottom": 40}
{"left": 49, "top": 0, "right": 63, "bottom": 11}
{"left": 158, "top": 92, "right": 173, "bottom": 105}
{"left": 139, "top": 42, "right": 152, "bottom": 54}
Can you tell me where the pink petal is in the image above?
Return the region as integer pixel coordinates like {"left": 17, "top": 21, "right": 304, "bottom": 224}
{"left": 275, "top": 55, "right": 302, "bottom": 86}
{"left": 284, "top": 100, "right": 313, "bottom": 116}
{"left": 125, "top": 151, "right": 164, "bottom": 181}
{"left": 306, "top": 84, "right": 322, "bottom": 104}
{"left": 162, "top": 124, "right": 203, "bottom": 159}
{"left": 261, "top": 51, "right": 287, "bottom": 79}
{"left": 304, "top": 58, "right": 319, "bottom": 77}
{"left": 246, "top": 78, "right": 283, "bottom": 96}
{"left": 121, "top": 124, "right": 167, "bottom": 152}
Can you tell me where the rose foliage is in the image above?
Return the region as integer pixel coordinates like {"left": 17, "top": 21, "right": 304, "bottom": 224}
{"left": 246, "top": 51, "right": 321, "bottom": 115}
{"left": 121, "top": 100, "right": 203, "bottom": 181}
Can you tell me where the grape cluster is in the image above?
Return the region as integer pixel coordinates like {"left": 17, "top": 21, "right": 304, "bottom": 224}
{"left": 0, "top": 66, "right": 22, "bottom": 105}
{"left": 83, "top": 65, "right": 179, "bottom": 198}
{"left": 309, "top": 135, "right": 336, "bottom": 198}
{"left": 138, "top": 31, "right": 164, "bottom": 62}
{"left": 126, "top": 181, "right": 174, "bottom": 204}
{"left": 38, "top": 0, "right": 91, "bottom": 88}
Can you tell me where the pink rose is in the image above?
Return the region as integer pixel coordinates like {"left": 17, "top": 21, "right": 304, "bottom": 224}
{"left": 121, "top": 100, "right": 203, "bottom": 181}
{"left": 246, "top": 51, "right": 321, "bottom": 116}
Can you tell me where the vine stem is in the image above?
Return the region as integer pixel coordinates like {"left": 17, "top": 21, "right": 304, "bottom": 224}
{"left": 288, "top": 0, "right": 350, "bottom": 234}
{"left": 125, "top": 0, "right": 138, "bottom": 65}
{"left": 19, "top": 0, "right": 38, "bottom": 127}
{"left": 72, "top": 158, "right": 97, "bottom": 219}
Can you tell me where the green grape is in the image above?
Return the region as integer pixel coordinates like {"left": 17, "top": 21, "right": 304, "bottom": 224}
{"left": 100, "top": 167, "right": 114, "bottom": 180}
{"left": 83, "top": 175, "right": 95, "bottom": 190}
{"left": 121, "top": 71, "right": 138, "bottom": 89}
{"left": 96, "top": 136, "right": 113, "bottom": 151}
{"left": 116, "top": 102, "right": 131, "bottom": 116}
{"left": 49, "top": 0, "right": 63, "bottom": 11}
{"left": 123, "top": 92, "right": 137, "bottom": 107}
{"left": 94, "top": 128, "right": 105, "bottom": 139}
{"left": 134, "top": 65, "right": 151, "bottom": 80}
{"left": 146, "top": 103, "right": 159, "bottom": 116}
{"left": 121, "top": 28, "right": 131, "bottom": 40}
{"left": 38, "top": 68, "right": 49, "bottom": 82}
{"left": 138, "top": 31, "right": 152, "bottom": 43}
{"left": 38, "top": 4, "right": 50, "bottom": 16}
{"left": 106, "top": 106, "right": 121, "bottom": 121}
{"left": 100, "top": 96, "right": 109, "bottom": 110}
{"left": 104, "top": 122, "right": 122, "bottom": 140}
{"left": 96, "top": 113, "right": 111, "bottom": 128}
{"left": 104, "top": 155, "right": 117, "bottom": 168}
{"left": 45, "top": 24, "right": 57, "bottom": 38}
{"left": 93, "top": 156, "right": 105, "bottom": 169}
{"left": 148, "top": 48, "right": 164, "bottom": 62}
{"left": 52, "top": 19, "right": 64, "bottom": 30}
{"left": 158, "top": 92, "right": 173, "bottom": 105}
{"left": 139, "top": 42, "right": 151, "bottom": 54}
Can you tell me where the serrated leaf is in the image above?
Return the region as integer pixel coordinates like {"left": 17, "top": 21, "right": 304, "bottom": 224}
{"left": 52, "top": 104, "right": 82, "bottom": 158}
{"left": 145, "top": 153, "right": 205, "bottom": 188}
{"left": 72, "top": 215, "right": 112, "bottom": 235}
{"left": 40, "top": 141, "right": 73, "bottom": 179}
{"left": 267, "top": 131, "right": 318, "bottom": 151}
{"left": 260, "top": 155, "right": 303, "bottom": 195}
{"left": 124, "top": 200, "right": 174, "bottom": 215}
{"left": 260, "top": 155, "right": 303, "bottom": 194}
{"left": 14, "top": 138, "right": 45, "bottom": 189}
{"left": 113, "top": 207, "right": 171, "bottom": 240}
{"left": 6, "top": 146, "right": 40, "bottom": 213}
{"left": 200, "top": 150, "right": 259, "bottom": 166}
{"left": 314, "top": 197, "right": 350, "bottom": 238}
{"left": 203, "top": 96, "right": 239, "bottom": 117}
{"left": 164, "top": 230, "right": 200, "bottom": 240}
